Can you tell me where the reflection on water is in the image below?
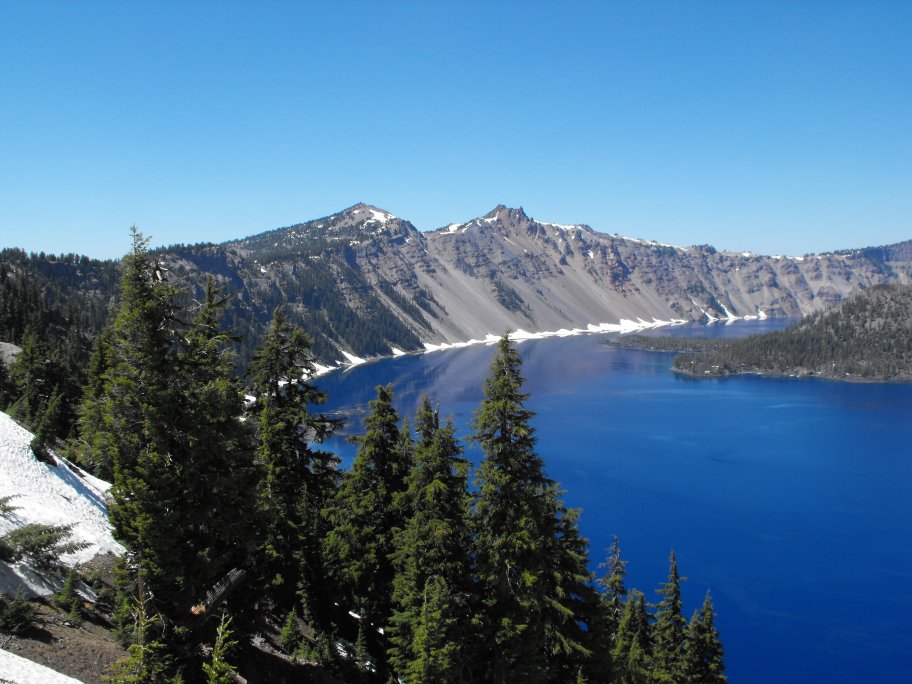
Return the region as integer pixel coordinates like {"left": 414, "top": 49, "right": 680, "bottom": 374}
{"left": 314, "top": 321, "right": 912, "bottom": 684}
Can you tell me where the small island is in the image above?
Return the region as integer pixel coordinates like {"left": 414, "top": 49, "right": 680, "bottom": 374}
{"left": 612, "top": 284, "right": 912, "bottom": 382}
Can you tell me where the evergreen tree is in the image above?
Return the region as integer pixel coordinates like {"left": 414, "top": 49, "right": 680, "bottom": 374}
{"left": 0, "top": 357, "right": 15, "bottom": 409}
{"left": 91, "top": 230, "right": 261, "bottom": 669}
{"left": 30, "top": 384, "right": 63, "bottom": 457}
{"left": 202, "top": 612, "right": 238, "bottom": 684}
{"left": 545, "top": 501, "right": 599, "bottom": 681}
{"left": 247, "top": 305, "right": 340, "bottom": 623}
{"left": 408, "top": 574, "right": 462, "bottom": 683}
{"left": 591, "top": 534, "right": 629, "bottom": 679}
{"left": 652, "top": 551, "right": 687, "bottom": 682}
{"left": 76, "top": 326, "right": 116, "bottom": 479}
{"left": 388, "top": 398, "right": 472, "bottom": 681}
{"left": 684, "top": 592, "right": 726, "bottom": 684}
{"left": 470, "top": 333, "right": 594, "bottom": 683}
{"left": 107, "top": 585, "right": 173, "bottom": 684}
{"left": 599, "top": 535, "right": 628, "bottom": 635}
{"left": 611, "top": 591, "right": 651, "bottom": 684}
{"left": 323, "top": 384, "right": 411, "bottom": 676}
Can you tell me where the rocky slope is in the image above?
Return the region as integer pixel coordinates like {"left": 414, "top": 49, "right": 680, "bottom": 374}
{"left": 157, "top": 203, "right": 910, "bottom": 364}
{"left": 4, "top": 205, "right": 909, "bottom": 366}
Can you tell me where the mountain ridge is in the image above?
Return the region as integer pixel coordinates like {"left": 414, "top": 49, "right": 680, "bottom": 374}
{"left": 2, "top": 206, "right": 910, "bottom": 367}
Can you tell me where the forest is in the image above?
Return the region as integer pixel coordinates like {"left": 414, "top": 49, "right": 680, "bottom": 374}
{"left": 668, "top": 284, "right": 912, "bottom": 381}
{"left": 0, "top": 230, "right": 727, "bottom": 682}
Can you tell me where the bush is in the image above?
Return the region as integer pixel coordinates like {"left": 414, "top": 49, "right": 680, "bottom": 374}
{"left": 0, "top": 592, "right": 38, "bottom": 635}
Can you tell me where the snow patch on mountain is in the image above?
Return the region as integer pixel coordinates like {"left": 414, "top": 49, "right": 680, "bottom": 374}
{"left": 0, "top": 412, "right": 123, "bottom": 598}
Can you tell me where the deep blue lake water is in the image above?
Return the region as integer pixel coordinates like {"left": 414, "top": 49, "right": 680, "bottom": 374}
{"left": 315, "top": 322, "right": 912, "bottom": 683}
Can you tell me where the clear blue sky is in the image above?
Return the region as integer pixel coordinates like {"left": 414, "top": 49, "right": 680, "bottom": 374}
{"left": 1, "top": 0, "right": 909, "bottom": 260}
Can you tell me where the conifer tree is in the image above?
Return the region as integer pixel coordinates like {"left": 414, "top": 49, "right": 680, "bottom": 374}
{"left": 599, "top": 535, "right": 628, "bottom": 636}
{"left": 408, "top": 574, "right": 462, "bottom": 683}
{"left": 0, "top": 355, "right": 14, "bottom": 409}
{"left": 202, "top": 612, "right": 238, "bottom": 684}
{"left": 591, "top": 534, "right": 629, "bottom": 679}
{"left": 684, "top": 592, "right": 726, "bottom": 683}
{"left": 248, "top": 305, "right": 340, "bottom": 622}
{"left": 545, "top": 501, "right": 599, "bottom": 681}
{"left": 91, "top": 231, "right": 261, "bottom": 669}
{"left": 76, "top": 326, "right": 116, "bottom": 478}
{"left": 652, "top": 551, "right": 687, "bottom": 682}
{"left": 388, "top": 398, "right": 472, "bottom": 681}
{"left": 324, "top": 384, "right": 412, "bottom": 678}
{"left": 470, "top": 333, "right": 594, "bottom": 683}
{"left": 612, "top": 590, "right": 651, "bottom": 684}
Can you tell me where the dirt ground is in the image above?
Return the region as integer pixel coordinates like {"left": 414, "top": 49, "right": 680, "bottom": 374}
{"left": 1, "top": 600, "right": 126, "bottom": 684}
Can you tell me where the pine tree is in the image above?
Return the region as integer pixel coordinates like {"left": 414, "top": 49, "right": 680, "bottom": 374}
{"left": 55, "top": 567, "right": 82, "bottom": 622}
{"left": 76, "top": 326, "right": 116, "bottom": 479}
{"left": 387, "top": 398, "right": 472, "bottom": 681}
{"left": 323, "top": 384, "right": 411, "bottom": 676}
{"left": 408, "top": 575, "right": 462, "bottom": 683}
{"left": 30, "top": 384, "right": 63, "bottom": 458}
{"left": 612, "top": 590, "right": 651, "bottom": 684}
{"left": 545, "top": 501, "right": 599, "bottom": 681}
{"left": 470, "top": 333, "right": 594, "bottom": 683}
{"left": 107, "top": 585, "right": 172, "bottom": 684}
{"left": 0, "top": 356, "right": 16, "bottom": 410}
{"left": 591, "top": 534, "right": 629, "bottom": 679}
{"left": 91, "top": 231, "right": 261, "bottom": 668}
{"left": 248, "top": 305, "right": 340, "bottom": 622}
{"left": 652, "top": 551, "right": 687, "bottom": 682}
{"left": 684, "top": 592, "right": 726, "bottom": 683}
{"left": 202, "top": 612, "right": 238, "bottom": 684}
{"left": 599, "top": 535, "right": 628, "bottom": 635}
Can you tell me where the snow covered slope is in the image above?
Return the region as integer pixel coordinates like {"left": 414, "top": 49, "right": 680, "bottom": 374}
{"left": 0, "top": 647, "right": 87, "bottom": 684}
{"left": 0, "top": 411, "right": 123, "bottom": 597}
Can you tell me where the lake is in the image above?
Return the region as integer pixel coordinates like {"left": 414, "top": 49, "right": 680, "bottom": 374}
{"left": 315, "top": 322, "right": 912, "bottom": 683}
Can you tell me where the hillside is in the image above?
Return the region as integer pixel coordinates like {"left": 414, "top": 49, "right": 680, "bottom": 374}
{"left": 671, "top": 284, "right": 912, "bottom": 381}
{"left": 2, "top": 205, "right": 910, "bottom": 367}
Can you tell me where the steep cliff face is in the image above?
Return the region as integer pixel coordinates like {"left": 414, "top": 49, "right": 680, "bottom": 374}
{"left": 153, "top": 203, "right": 910, "bottom": 364}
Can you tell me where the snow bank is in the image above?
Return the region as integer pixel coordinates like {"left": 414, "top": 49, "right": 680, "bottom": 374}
{"left": 0, "top": 648, "right": 86, "bottom": 683}
{"left": 0, "top": 412, "right": 123, "bottom": 597}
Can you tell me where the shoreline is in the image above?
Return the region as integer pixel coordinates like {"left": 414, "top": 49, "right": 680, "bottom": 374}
{"left": 311, "top": 312, "right": 783, "bottom": 379}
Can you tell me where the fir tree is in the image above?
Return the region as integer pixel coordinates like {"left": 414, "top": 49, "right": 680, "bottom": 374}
{"left": 545, "top": 501, "right": 599, "bottom": 681}
{"left": 652, "top": 551, "right": 687, "bottom": 682}
{"left": 91, "top": 231, "right": 261, "bottom": 669}
{"left": 323, "top": 384, "right": 411, "bottom": 676}
{"left": 76, "top": 326, "right": 116, "bottom": 479}
{"left": 591, "top": 534, "right": 629, "bottom": 679}
{"left": 248, "top": 305, "right": 340, "bottom": 622}
{"left": 0, "top": 356, "right": 14, "bottom": 409}
{"left": 684, "top": 592, "right": 726, "bottom": 683}
{"left": 202, "top": 612, "right": 238, "bottom": 684}
{"left": 56, "top": 567, "right": 83, "bottom": 622}
{"left": 612, "top": 590, "right": 651, "bottom": 684}
{"left": 388, "top": 398, "right": 472, "bottom": 681}
{"left": 107, "top": 585, "right": 173, "bottom": 684}
{"left": 470, "top": 333, "right": 594, "bottom": 683}
{"left": 408, "top": 575, "right": 462, "bottom": 683}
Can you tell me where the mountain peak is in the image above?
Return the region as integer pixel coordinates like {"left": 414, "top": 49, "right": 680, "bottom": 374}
{"left": 339, "top": 203, "right": 398, "bottom": 226}
{"left": 481, "top": 205, "right": 530, "bottom": 225}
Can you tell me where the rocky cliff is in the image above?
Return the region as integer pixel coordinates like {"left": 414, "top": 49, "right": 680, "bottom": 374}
{"left": 153, "top": 203, "right": 910, "bottom": 364}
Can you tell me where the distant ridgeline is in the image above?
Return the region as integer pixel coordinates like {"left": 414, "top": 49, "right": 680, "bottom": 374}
{"left": 669, "top": 284, "right": 912, "bottom": 381}
{"left": 2, "top": 205, "right": 911, "bottom": 374}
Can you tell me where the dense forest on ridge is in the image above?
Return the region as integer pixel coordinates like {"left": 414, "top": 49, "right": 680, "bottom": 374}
{"left": 666, "top": 284, "right": 912, "bottom": 381}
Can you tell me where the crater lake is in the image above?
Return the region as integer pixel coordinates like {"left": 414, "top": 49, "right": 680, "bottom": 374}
{"left": 315, "top": 322, "right": 912, "bottom": 683}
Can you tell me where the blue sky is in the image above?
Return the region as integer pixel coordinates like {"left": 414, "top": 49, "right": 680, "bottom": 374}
{"left": 1, "top": 0, "right": 909, "bottom": 260}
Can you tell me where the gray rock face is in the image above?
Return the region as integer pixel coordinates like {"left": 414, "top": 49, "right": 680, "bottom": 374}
{"left": 164, "top": 203, "right": 911, "bottom": 360}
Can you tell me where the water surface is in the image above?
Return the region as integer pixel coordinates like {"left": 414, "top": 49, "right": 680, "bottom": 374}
{"left": 316, "top": 323, "right": 912, "bottom": 683}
